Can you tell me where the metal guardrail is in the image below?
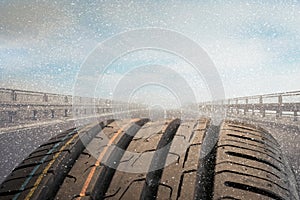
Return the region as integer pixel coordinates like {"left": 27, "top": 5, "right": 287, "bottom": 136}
{"left": 199, "top": 90, "right": 300, "bottom": 121}
{"left": 2, "top": 88, "right": 299, "bottom": 126}
{"left": 0, "top": 87, "right": 110, "bottom": 104}
{"left": 0, "top": 88, "right": 146, "bottom": 126}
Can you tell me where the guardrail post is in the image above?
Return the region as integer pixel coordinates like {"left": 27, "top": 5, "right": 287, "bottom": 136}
{"left": 259, "top": 96, "right": 263, "bottom": 104}
{"left": 226, "top": 100, "right": 230, "bottom": 112}
{"left": 33, "top": 110, "right": 37, "bottom": 120}
{"left": 261, "top": 108, "right": 265, "bottom": 117}
{"left": 276, "top": 95, "right": 282, "bottom": 118}
{"left": 43, "top": 94, "right": 48, "bottom": 102}
{"left": 8, "top": 111, "right": 16, "bottom": 123}
{"left": 64, "top": 109, "right": 68, "bottom": 117}
{"left": 259, "top": 96, "right": 265, "bottom": 117}
{"left": 233, "top": 99, "right": 238, "bottom": 114}
{"left": 243, "top": 107, "right": 247, "bottom": 115}
{"left": 244, "top": 98, "right": 248, "bottom": 115}
{"left": 294, "top": 111, "right": 298, "bottom": 121}
{"left": 8, "top": 113, "right": 13, "bottom": 123}
{"left": 11, "top": 90, "right": 17, "bottom": 101}
{"left": 51, "top": 110, "right": 55, "bottom": 118}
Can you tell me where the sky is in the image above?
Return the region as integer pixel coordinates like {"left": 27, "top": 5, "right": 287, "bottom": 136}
{"left": 0, "top": 0, "right": 300, "bottom": 107}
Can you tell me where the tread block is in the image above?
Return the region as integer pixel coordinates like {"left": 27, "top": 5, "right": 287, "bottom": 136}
{"left": 158, "top": 118, "right": 209, "bottom": 200}
{"left": 55, "top": 119, "right": 131, "bottom": 199}
{"left": 104, "top": 120, "right": 170, "bottom": 199}
{"left": 213, "top": 120, "right": 296, "bottom": 200}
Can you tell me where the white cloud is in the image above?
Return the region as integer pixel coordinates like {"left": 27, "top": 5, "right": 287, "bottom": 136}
{"left": 0, "top": 1, "right": 74, "bottom": 46}
{"left": 1, "top": 0, "right": 299, "bottom": 101}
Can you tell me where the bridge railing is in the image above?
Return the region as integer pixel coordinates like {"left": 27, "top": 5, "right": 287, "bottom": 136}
{"left": 199, "top": 90, "right": 300, "bottom": 122}
{"left": 0, "top": 88, "right": 146, "bottom": 127}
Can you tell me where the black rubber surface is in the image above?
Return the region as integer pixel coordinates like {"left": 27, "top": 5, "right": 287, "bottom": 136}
{"left": 0, "top": 118, "right": 298, "bottom": 200}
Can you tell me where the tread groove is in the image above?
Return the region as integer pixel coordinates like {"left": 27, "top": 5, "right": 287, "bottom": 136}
{"left": 226, "top": 134, "right": 278, "bottom": 152}
{"left": 223, "top": 128, "right": 279, "bottom": 147}
{"left": 91, "top": 118, "right": 149, "bottom": 200}
{"left": 222, "top": 138, "right": 278, "bottom": 155}
{"left": 14, "top": 159, "right": 52, "bottom": 171}
{"left": 119, "top": 178, "right": 145, "bottom": 200}
{"left": 182, "top": 146, "right": 191, "bottom": 168}
{"left": 140, "top": 118, "right": 181, "bottom": 200}
{"left": 216, "top": 161, "right": 281, "bottom": 179}
{"left": 176, "top": 169, "right": 197, "bottom": 200}
{"left": 131, "top": 149, "right": 156, "bottom": 167}
{"left": 216, "top": 196, "right": 241, "bottom": 200}
{"left": 0, "top": 186, "right": 35, "bottom": 196}
{"left": 225, "top": 151, "right": 282, "bottom": 172}
{"left": 224, "top": 181, "right": 284, "bottom": 200}
{"left": 226, "top": 134, "right": 264, "bottom": 144}
{"left": 194, "top": 124, "right": 220, "bottom": 200}
{"left": 23, "top": 149, "right": 70, "bottom": 161}
{"left": 216, "top": 170, "right": 288, "bottom": 191}
{"left": 218, "top": 144, "right": 284, "bottom": 165}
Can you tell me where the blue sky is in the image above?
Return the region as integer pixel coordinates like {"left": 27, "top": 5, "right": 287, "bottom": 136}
{"left": 0, "top": 0, "right": 300, "bottom": 104}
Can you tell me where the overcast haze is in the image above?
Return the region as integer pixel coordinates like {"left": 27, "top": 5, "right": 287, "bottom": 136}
{"left": 1, "top": 0, "right": 300, "bottom": 103}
